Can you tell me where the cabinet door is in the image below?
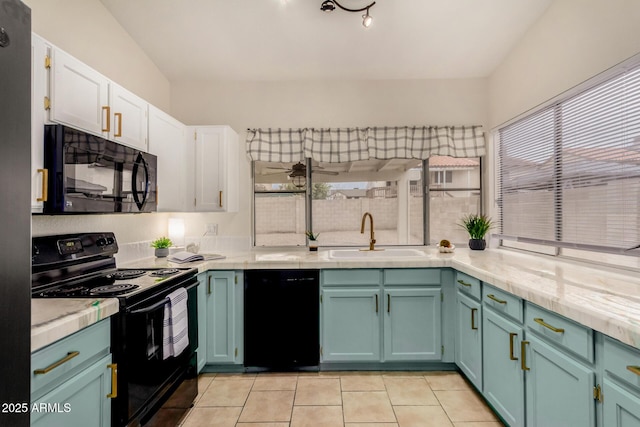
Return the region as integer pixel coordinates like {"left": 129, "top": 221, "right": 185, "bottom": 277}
{"left": 196, "top": 273, "right": 207, "bottom": 372}
{"left": 148, "top": 106, "right": 187, "bottom": 211}
{"left": 110, "top": 84, "right": 148, "bottom": 151}
{"left": 31, "top": 354, "right": 112, "bottom": 427}
{"left": 604, "top": 378, "right": 640, "bottom": 426}
{"left": 383, "top": 287, "right": 441, "bottom": 361}
{"left": 31, "top": 35, "right": 50, "bottom": 213}
{"left": 483, "top": 308, "right": 525, "bottom": 427}
{"left": 205, "top": 271, "right": 236, "bottom": 364}
{"left": 322, "top": 288, "right": 380, "bottom": 362}
{"left": 455, "top": 291, "right": 482, "bottom": 389}
{"left": 193, "top": 126, "right": 239, "bottom": 212}
{"left": 50, "top": 48, "right": 109, "bottom": 137}
{"left": 524, "top": 334, "right": 596, "bottom": 427}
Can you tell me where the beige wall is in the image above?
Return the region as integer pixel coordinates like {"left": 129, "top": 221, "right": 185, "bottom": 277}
{"left": 24, "top": 0, "right": 171, "bottom": 110}
{"left": 488, "top": 0, "right": 640, "bottom": 129}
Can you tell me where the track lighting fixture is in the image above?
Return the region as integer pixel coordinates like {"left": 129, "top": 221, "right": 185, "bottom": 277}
{"left": 320, "top": 0, "right": 376, "bottom": 28}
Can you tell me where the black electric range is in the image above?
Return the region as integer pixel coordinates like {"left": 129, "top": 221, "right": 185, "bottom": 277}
{"left": 31, "top": 232, "right": 199, "bottom": 427}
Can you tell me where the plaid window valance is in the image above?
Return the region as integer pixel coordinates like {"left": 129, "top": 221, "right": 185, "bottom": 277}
{"left": 246, "top": 126, "right": 485, "bottom": 162}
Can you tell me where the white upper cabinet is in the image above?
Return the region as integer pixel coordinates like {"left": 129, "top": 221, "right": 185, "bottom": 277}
{"left": 31, "top": 34, "right": 51, "bottom": 213}
{"left": 190, "top": 126, "right": 239, "bottom": 212}
{"left": 109, "top": 83, "right": 148, "bottom": 151}
{"left": 49, "top": 46, "right": 148, "bottom": 151}
{"left": 49, "top": 48, "right": 110, "bottom": 137}
{"left": 148, "top": 105, "right": 188, "bottom": 211}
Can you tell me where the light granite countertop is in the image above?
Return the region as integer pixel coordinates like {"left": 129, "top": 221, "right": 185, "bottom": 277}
{"left": 34, "top": 246, "right": 640, "bottom": 353}
{"left": 31, "top": 298, "right": 119, "bottom": 352}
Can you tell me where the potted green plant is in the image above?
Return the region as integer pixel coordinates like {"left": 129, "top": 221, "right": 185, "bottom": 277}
{"left": 460, "top": 213, "right": 493, "bottom": 250}
{"left": 305, "top": 231, "right": 320, "bottom": 252}
{"left": 151, "top": 236, "right": 173, "bottom": 257}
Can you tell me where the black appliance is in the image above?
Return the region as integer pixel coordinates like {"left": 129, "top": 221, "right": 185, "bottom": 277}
{"left": 31, "top": 233, "right": 199, "bottom": 427}
{"left": 244, "top": 270, "right": 319, "bottom": 370}
{"left": 43, "top": 124, "right": 157, "bottom": 214}
{"left": 0, "top": 2, "right": 31, "bottom": 426}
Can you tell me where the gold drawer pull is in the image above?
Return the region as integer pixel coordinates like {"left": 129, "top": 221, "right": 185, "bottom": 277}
{"left": 521, "top": 341, "right": 530, "bottom": 371}
{"left": 37, "top": 168, "right": 48, "bottom": 202}
{"left": 471, "top": 308, "right": 478, "bottom": 330}
{"left": 34, "top": 351, "right": 80, "bottom": 375}
{"left": 219, "top": 190, "right": 223, "bottom": 208}
{"left": 457, "top": 279, "right": 472, "bottom": 287}
{"left": 102, "top": 106, "right": 110, "bottom": 132}
{"left": 207, "top": 275, "right": 212, "bottom": 294}
{"left": 627, "top": 366, "right": 640, "bottom": 376}
{"left": 509, "top": 332, "right": 518, "bottom": 360}
{"left": 114, "top": 112, "right": 122, "bottom": 137}
{"left": 107, "top": 363, "right": 118, "bottom": 398}
{"left": 487, "top": 294, "right": 507, "bottom": 304}
{"left": 534, "top": 317, "right": 565, "bottom": 333}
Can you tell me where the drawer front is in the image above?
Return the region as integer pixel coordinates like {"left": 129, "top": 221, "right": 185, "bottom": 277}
{"left": 525, "top": 303, "right": 594, "bottom": 362}
{"left": 482, "top": 284, "right": 523, "bottom": 323}
{"left": 31, "top": 320, "right": 111, "bottom": 399}
{"left": 322, "top": 269, "right": 381, "bottom": 286}
{"left": 384, "top": 269, "right": 440, "bottom": 286}
{"left": 604, "top": 335, "right": 640, "bottom": 391}
{"left": 455, "top": 271, "right": 481, "bottom": 300}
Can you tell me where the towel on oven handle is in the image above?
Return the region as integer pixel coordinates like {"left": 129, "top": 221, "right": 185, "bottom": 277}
{"left": 162, "top": 287, "right": 189, "bottom": 360}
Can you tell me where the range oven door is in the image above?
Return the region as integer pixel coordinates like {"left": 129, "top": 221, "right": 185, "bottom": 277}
{"left": 43, "top": 124, "right": 157, "bottom": 213}
{"left": 112, "top": 277, "right": 198, "bottom": 427}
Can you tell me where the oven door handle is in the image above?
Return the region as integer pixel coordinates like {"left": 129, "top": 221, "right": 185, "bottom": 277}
{"left": 131, "top": 153, "right": 149, "bottom": 211}
{"left": 128, "top": 282, "right": 198, "bottom": 315}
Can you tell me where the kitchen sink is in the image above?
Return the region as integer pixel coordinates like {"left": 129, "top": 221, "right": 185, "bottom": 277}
{"left": 327, "top": 248, "right": 428, "bottom": 259}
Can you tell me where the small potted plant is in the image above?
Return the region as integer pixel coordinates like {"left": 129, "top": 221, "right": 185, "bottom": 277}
{"left": 460, "top": 213, "right": 493, "bottom": 250}
{"left": 151, "top": 236, "right": 173, "bottom": 257}
{"left": 305, "top": 231, "right": 320, "bottom": 252}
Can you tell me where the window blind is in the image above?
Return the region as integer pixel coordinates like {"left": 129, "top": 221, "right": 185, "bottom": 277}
{"left": 498, "top": 66, "right": 640, "bottom": 255}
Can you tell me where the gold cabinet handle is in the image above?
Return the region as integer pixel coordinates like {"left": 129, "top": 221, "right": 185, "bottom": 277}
{"left": 457, "top": 279, "right": 472, "bottom": 287}
{"left": 521, "top": 341, "right": 530, "bottom": 371}
{"left": 219, "top": 190, "right": 223, "bottom": 208}
{"left": 487, "top": 294, "right": 507, "bottom": 304}
{"left": 207, "top": 275, "right": 212, "bottom": 294}
{"left": 471, "top": 308, "right": 478, "bottom": 330}
{"left": 534, "top": 317, "right": 565, "bottom": 333}
{"left": 375, "top": 294, "right": 379, "bottom": 313}
{"left": 37, "top": 168, "right": 48, "bottom": 202}
{"left": 34, "top": 351, "right": 80, "bottom": 375}
{"left": 102, "top": 106, "right": 111, "bottom": 132}
{"left": 509, "top": 332, "right": 518, "bottom": 361}
{"left": 107, "top": 363, "right": 117, "bottom": 398}
{"left": 114, "top": 112, "right": 122, "bottom": 137}
{"left": 387, "top": 294, "right": 390, "bottom": 313}
{"left": 627, "top": 366, "right": 640, "bottom": 376}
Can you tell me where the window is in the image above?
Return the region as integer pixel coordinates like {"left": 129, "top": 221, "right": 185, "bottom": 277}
{"left": 254, "top": 156, "right": 481, "bottom": 247}
{"left": 431, "top": 171, "right": 453, "bottom": 185}
{"left": 497, "top": 62, "right": 640, "bottom": 265}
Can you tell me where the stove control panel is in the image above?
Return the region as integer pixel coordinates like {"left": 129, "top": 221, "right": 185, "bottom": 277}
{"left": 32, "top": 232, "right": 119, "bottom": 267}
{"left": 58, "top": 238, "right": 84, "bottom": 255}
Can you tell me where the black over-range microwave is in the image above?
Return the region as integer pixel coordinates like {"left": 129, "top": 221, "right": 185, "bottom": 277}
{"left": 42, "top": 124, "right": 157, "bottom": 214}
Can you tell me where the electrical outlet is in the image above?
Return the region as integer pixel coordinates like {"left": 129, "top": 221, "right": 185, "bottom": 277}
{"left": 205, "top": 223, "right": 218, "bottom": 235}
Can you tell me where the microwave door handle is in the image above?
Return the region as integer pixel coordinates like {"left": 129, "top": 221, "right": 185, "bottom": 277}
{"left": 131, "top": 153, "right": 149, "bottom": 210}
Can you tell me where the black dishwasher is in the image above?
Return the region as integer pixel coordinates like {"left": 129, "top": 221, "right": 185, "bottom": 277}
{"left": 244, "top": 269, "right": 319, "bottom": 370}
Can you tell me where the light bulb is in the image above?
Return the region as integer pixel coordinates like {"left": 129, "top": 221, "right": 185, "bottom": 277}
{"left": 362, "top": 11, "right": 373, "bottom": 27}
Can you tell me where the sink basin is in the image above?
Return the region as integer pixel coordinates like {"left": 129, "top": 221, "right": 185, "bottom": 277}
{"left": 327, "top": 248, "right": 428, "bottom": 260}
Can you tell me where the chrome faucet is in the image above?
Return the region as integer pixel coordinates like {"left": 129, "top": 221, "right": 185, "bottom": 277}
{"left": 360, "top": 212, "right": 376, "bottom": 251}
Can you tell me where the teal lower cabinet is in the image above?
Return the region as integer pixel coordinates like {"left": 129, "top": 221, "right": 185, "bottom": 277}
{"left": 204, "top": 270, "right": 243, "bottom": 365}
{"left": 197, "top": 272, "right": 207, "bottom": 372}
{"left": 523, "top": 333, "right": 596, "bottom": 427}
{"left": 603, "top": 336, "right": 640, "bottom": 426}
{"left": 455, "top": 290, "right": 482, "bottom": 389}
{"left": 482, "top": 307, "right": 524, "bottom": 427}
{"left": 31, "top": 320, "right": 113, "bottom": 427}
{"left": 321, "top": 287, "right": 381, "bottom": 362}
{"left": 383, "top": 287, "right": 442, "bottom": 361}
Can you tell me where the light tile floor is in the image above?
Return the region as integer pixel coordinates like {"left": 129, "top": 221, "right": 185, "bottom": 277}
{"left": 179, "top": 371, "right": 504, "bottom": 427}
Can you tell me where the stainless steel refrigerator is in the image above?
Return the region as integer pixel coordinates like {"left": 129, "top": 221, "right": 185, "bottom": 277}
{"left": 0, "top": 1, "right": 31, "bottom": 426}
